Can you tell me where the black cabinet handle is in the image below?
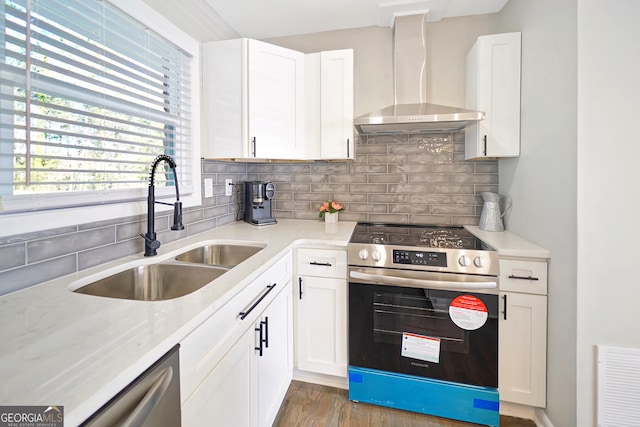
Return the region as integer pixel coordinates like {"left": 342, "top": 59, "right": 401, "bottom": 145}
{"left": 508, "top": 274, "right": 540, "bottom": 281}
{"left": 252, "top": 137, "right": 257, "bottom": 157}
{"left": 347, "top": 138, "right": 350, "bottom": 157}
{"left": 503, "top": 294, "right": 507, "bottom": 320}
{"left": 309, "top": 261, "right": 332, "bottom": 267}
{"left": 483, "top": 135, "right": 487, "bottom": 156}
{"left": 298, "top": 277, "right": 303, "bottom": 300}
{"left": 262, "top": 316, "right": 269, "bottom": 349}
{"left": 255, "top": 322, "right": 263, "bottom": 356}
{"left": 239, "top": 283, "right": 277, "bottom": 320}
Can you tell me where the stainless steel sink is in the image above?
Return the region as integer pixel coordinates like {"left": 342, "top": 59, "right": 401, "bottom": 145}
{"left": 72, "top": 264, "right": 228, "bottom": 301}
{"left": 175, "top": 244, "right": 264, "bottom": 267}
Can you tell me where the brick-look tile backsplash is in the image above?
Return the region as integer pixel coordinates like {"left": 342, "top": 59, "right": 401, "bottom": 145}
{"left": 247, "top": 132, "right": 498, "bottom": 224}
{"left": 0, "top": 132, "right": 498, "bottom": 295}
{"left": 0, "top": 160, "right": 247, "bottom": 296}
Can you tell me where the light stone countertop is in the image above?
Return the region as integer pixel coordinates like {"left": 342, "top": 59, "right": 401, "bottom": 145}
{"left": 466, "top": 226, "right": 551, "bottom": 259}
{"left": 0, "top": 219, "right": 356, "bottom": 426}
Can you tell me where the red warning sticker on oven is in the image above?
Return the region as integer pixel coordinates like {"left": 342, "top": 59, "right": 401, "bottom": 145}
{"left": 449, "top": 295, "right": 488, "bottom": 330}
{"left": 401, "top": 332, "right": 441, "bottom": 363}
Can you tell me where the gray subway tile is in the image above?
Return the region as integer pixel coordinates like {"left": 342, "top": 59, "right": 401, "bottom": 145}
{"left": 348, "top": 203, "right": 388, "bottom": 213}
{"left": 368, "top": 194, "right": 409, "bottom": 204}
{"left": 329, "top": 175, "right": 367, "bottom": 184}
{"left": 188, "top": 218, "right": 217, "bottom": 236}
{"left": 368, "top": 174, "right": 407, "bottom": 184}
{"left": 430, "top": 205, "right": 476, "bottom": 215}
{"left": 349, "top": 184, "right": 387, "bottom": 193}
{"left": 78, "top": 239, "right": 142, "bottom": 271}
{"left": 310, "top": 183, "right": 349, "bottom": 193}
{"left": 27, "top": 227, "right": 116, "bottom": 264}
{"left": 0, "top": 226, "right": 78, "bottom": 245}
{"left": 0, "top": 255, "right": 77, "bottom": 296}
{"left": 0, "top": 243, "right": 26, "bottom": 270}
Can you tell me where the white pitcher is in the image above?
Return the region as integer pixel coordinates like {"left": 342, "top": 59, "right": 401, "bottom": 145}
{"left": 479, "top": 192, "right": 512, "bottom": 232}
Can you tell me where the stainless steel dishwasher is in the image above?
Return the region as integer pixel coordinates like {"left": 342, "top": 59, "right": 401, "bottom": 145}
{"left": 81, "top": 345, "right": 181, "bottom": 427}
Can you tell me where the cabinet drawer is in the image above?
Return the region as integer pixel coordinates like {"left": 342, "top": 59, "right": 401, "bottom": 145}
{"left": 180, "top": 251, "right": 291, "bottom": 402}
{"left": 499, "top": 259, "right": 548, "bottom": 295}
{"left": 296, "top": 248, "right": 347, "bottom": 278}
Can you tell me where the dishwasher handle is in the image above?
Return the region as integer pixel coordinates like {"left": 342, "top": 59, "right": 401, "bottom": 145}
{"left": 349, "top": 270, "right": 497, "bottom": 291}
{"left": 121, "top": 366, "right": 174, "bottom": 427}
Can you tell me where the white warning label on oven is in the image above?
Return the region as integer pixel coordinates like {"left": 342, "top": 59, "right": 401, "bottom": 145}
{"left": 401, "top": 332, "right": 441, "bottom": 363}
{"left": 449, "top": 294, "right": 488, "bottom": 331}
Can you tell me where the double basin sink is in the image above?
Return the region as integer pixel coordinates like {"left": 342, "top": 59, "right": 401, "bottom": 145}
{"left": 71, "top": 244, "right": 265, "bottom": 301}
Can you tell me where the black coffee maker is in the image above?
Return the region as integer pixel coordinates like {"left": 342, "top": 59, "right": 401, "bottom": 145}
{"left": 243, "top": 181, "right": 277, "bottom": 225}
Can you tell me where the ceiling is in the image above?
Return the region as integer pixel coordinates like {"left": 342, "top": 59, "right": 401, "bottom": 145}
{"left": 144, "top": 0, "right": 509, "bottom": 42}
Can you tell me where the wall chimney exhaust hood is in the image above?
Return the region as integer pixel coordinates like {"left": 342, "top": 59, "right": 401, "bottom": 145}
{"left": 354, "top": 13, "right": 484, "bottom": 135}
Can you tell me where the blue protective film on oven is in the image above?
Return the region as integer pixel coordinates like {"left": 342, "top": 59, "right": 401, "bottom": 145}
{"left": 348, "top": 366, "right": 500, "bottom": 427}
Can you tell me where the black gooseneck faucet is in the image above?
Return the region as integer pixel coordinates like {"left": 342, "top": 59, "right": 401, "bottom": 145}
{"left": 140, "top": 154, "right": 184, "bottom": 257}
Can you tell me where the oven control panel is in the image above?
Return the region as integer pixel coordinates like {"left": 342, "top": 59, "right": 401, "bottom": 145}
{"left": 393, "top": 250, "right": 447, "bottom": 267}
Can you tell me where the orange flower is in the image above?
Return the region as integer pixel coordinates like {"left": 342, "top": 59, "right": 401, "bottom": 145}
{"left": 318, "top": 199, "right": 344, "bottom": 217}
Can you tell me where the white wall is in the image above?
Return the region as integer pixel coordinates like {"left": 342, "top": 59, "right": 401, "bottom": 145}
{"left": 491, "top": 1, "right": 578, "bottom": 426}
{"left": 577, "top": 1, "right": 640, "bottom": 425}
{"left": 266, "top": 16, "right": 491, "bottom": 115}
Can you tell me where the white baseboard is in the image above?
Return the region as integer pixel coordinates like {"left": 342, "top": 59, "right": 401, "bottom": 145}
{"left": 534, "top": 408, "right": 554, "bottom": 427}
{"left": 500, "top": 402, "right": 554, "bottom": 427}
{"left": 500, "top": 401, "right": 536, "bottom": 420}
{"left": 292, "top": 368, "right": 348, "bottom": 389}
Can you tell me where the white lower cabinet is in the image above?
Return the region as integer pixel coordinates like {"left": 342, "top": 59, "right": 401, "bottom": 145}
{"left": 295, "top": 248, "right": 347, "bottom": 378}
{"left": 498, "top": 258, "right": 548, "bottom": 408}
{"left": 180, "top": 253, "right": 293, "bottom": 427}
{"left": 258, "top": 285, "right": 293, "bottom": 426}
{"left": 182, "top": 326, "right": 255, "bottom": 426}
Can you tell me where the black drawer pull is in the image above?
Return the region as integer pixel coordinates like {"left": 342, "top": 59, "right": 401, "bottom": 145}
{"left": 309, "top": 261, "right": 332, "bottom": 267}
{"left": 255, "top": 322, "right": 263, "bottom": 356}
{"left": 503, "top": 294, "right": 508, "bottom": 320}
{"left": 262, "top": 316, "right": 269, "bottom": 349}
{"left": 508, "top": 274, "right": 539, "bottom": 281}
{"left": 239, "top": 283, "right": 277, "bottom": 320}
{"left": 298, "top": 277, "right": 303, "bottom": 300}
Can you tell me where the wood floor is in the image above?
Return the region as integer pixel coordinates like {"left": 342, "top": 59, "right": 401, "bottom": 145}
{"left": 274, "top": 381, "right": 536, "bottom": 427}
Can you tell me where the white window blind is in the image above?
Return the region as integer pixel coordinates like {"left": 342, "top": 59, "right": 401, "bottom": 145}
{"left": 0, "top": 0, "right": 194, "bottom": 213}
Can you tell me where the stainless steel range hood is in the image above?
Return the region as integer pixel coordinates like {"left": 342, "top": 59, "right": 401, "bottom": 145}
{"left": 354, "top": 14, "right": 484, "bottom": 135}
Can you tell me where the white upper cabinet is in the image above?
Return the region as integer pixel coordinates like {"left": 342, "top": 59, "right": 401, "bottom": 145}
{"left": 202, "top": 38, "right": 305, "bottom": 160}
{"left": 465, "top": 32, "right": 521, "bottom": 160}
{"left": 305, "top": 49, "right": 354, "bottom": 160}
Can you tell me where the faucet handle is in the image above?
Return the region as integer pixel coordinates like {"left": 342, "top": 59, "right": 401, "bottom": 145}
{"left": 140, "top": 233, "right": 161, "bottom": 253}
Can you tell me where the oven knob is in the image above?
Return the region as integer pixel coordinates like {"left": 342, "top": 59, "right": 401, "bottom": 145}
{"left": 458, "top": 255, "right": 471, "bottom": 267}
{"left": 371, "top": 250, "right": 382, "bottom": 261}
{"left": 359, "top": 249, "right": 369, "bottom": 260}
{"left": 474, "top": 256, "right": 487, "bottom": 268}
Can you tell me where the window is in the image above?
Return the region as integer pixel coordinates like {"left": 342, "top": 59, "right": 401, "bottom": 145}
{"left": 0, "top": 0, "right": 197, "bottom": 216}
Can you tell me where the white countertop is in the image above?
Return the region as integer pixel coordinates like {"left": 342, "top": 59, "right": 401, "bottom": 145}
{"left": 0, "top": 219, "right": 356, "bottom": 426}
{"left": 466, "top": 226, "right": 551, "bottom": 259}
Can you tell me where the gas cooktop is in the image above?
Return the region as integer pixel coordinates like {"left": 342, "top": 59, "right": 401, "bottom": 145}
{"left": 350, "top": 222, "right": 490, "bottom": 250}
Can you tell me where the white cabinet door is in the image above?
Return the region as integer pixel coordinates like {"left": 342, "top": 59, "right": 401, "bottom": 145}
{"left": 305, "top": 49, "right": 354, "bottom": 160}
{"left": 248, "top": 40, "right": 304, "bottom": 159}
{"left": 181, "top": 327, "right": 257, "bottom": 427}
{"left": 202, "top": 38, "right": 304, "bottom": 160}
{"left": 465, "top": 32, "right": 521, "bottom": 159}
{"left": 296, "top": 275, "right": 348, "bottom": 377}
{"left": 499, "top": 291, "right": 547, "bottom": 407}
{"left": 257, "top": 281, "right": 293, "bottom": 427}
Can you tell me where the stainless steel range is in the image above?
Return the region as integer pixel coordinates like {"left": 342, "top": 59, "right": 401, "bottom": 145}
{"left": 347, "top": 223, "right": 500, "bottom": 427}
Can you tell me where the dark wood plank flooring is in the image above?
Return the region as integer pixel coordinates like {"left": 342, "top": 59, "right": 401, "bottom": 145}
{"left": 274, "top": 381, "right": 536, "bottom": 427}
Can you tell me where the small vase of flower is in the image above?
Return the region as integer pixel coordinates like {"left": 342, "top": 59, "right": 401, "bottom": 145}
{"left": 319, "top": 200, "right": 344, "bottom": 223}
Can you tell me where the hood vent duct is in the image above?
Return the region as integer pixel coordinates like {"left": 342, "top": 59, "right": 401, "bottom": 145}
{"left": 354, "top": 13, "right": 484, "bottom": 135}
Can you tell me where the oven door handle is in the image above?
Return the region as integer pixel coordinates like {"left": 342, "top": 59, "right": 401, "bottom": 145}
{"left": 349, "top": 270, "right": 497, "bottom": 291}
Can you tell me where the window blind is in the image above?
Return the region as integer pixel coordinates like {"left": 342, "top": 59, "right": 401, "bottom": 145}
{"left": 0, "top": 0, "right": 193, "bottom": 213}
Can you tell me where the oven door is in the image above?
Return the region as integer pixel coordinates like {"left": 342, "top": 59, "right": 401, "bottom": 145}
{"left": 349, "top": 267, "right": 498, "bottom": 388}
